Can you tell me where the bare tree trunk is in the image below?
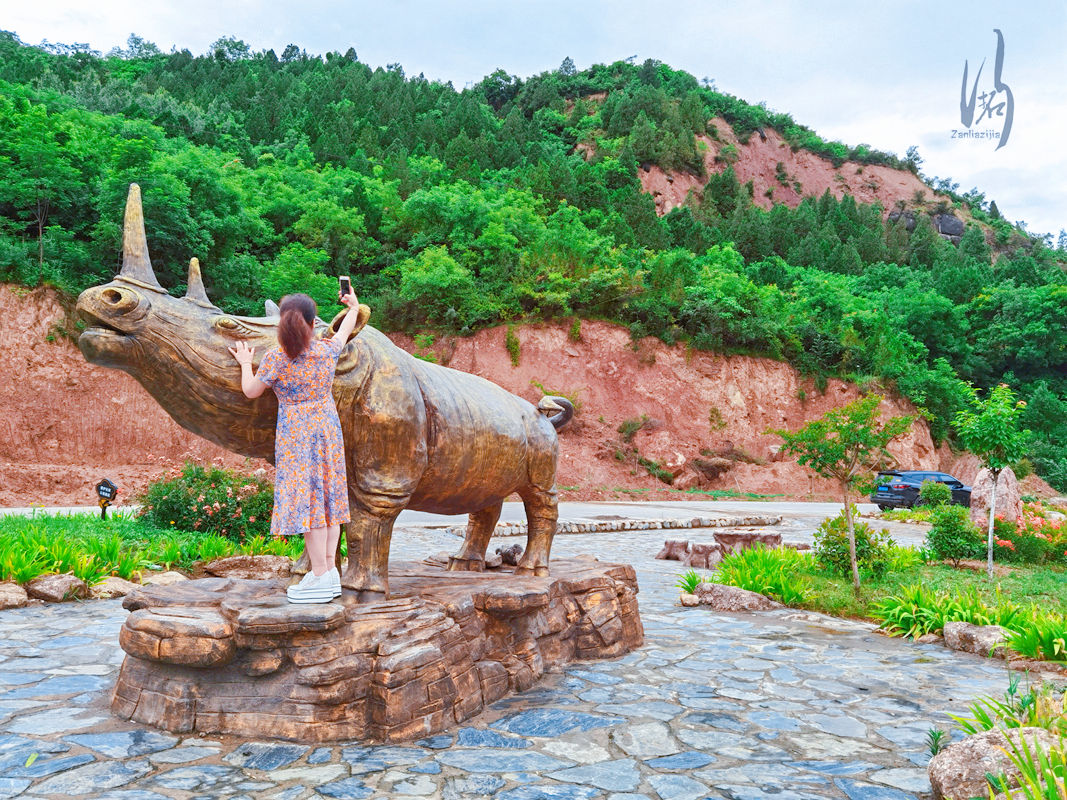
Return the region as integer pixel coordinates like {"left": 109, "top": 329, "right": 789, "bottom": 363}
{"left": 986, "top": 470, "right": 999, "bottom": 579}
{"left": 35, "top": 189, "right": 48, "bottom": 278}
{"left": 843, "top": 483, "right": 860, "bottom": 594}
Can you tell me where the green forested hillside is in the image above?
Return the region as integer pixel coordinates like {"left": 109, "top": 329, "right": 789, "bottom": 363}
{"left": 1, "top": 33, "right": 1065, "bottom": 486}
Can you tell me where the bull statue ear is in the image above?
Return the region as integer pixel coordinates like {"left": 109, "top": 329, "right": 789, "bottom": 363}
{"left": 117, "top": 184, "right": 164, "bottom": 289}
{"left": 264, "top": 299, "right": 280, "bottom": 317}
{"left": 184, "top": 257, "right": 220, "bottom": 310}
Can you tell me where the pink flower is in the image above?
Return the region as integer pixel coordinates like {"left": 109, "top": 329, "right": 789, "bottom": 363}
{"left": 248, "top": 516, "right": 256, "bottom": 523}
{"left": 995, "top": 539, "right": 1015, "bottom": 551}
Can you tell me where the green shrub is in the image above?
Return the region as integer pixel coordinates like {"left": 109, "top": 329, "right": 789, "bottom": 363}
{"left": 675, "top": 568, "right": 705, "bottom": 594}
{"left": 617, "top": 415, "right": 649, "bottom": 443}
{"left": 413, "top": 333, "right": 438, "bottom": 363}
{"left": 927, "top": 505, "right": 984, "bottom": 566}
{"left": 874, "top": 584, "right": 1027, "bottom": 639}
{"left": 884, "top": 544, "right": 924, "bottom": 572}
{"left": 505, "top": 325, "right": 521, "bottom": 366}
{"left": 988, "top": 729, "right": 1067, "bottom": 799}
{"left": 812, "top": 507, "right": 894, "bottom": 578}
{"left": 140, "top": 462, "right": 274, "bottom": 542}
{"left": 637, "top": 456, "right": 674, "bottom": 485}
{"left": 1006, "top": 615, "right": 1067, "bottom": 662}
{"left": 715, "top": 546, "right": 812, "bottom": 605}
{"left": 568, "top": 317, "right": 582, "bottom": 342}
{"left": 952, "top": 674, "right": 1067, "bottom": 735}
{"left": 918, "top": 480, "right": 952, "bottom": 507}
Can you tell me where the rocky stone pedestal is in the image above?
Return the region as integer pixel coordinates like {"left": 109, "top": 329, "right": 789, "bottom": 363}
{"left": 112, "top": 558, "right": 643, "bottom": 742}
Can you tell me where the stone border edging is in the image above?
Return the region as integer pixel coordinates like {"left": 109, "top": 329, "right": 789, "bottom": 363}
{"left": 439, "top": 515, "right": 783, "bottom": 538}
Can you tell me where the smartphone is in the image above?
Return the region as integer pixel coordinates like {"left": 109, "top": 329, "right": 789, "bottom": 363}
{"left": 339, "top": 276, "right": 351, "bottom": 298}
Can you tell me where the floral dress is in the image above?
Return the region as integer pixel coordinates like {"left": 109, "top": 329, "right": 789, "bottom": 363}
{"left": 256, "top": 337, "right": 350, "bottom": 536}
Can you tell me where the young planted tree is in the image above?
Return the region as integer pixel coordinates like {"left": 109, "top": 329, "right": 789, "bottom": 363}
{"left": 951, "top": 384, "right": 1028, "bottom": 578}
{"left": 774, "top": 394, "right": 913, "bottom": 594}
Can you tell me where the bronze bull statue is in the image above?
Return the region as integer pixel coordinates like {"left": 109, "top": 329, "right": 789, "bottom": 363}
{"left": 76, "top": 184, "right": 573, "bottom": 597}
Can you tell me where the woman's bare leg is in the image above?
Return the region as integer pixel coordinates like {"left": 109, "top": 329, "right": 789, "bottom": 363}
{"left": 325, "top": 524, "right": 341, "bottom": 571}
{"left": 305, "top": 526, "right": 329, "bottom": 576}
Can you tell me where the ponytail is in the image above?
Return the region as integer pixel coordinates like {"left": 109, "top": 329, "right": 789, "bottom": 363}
{"left": 277, "top": 293, "right": 317, "bottom": 359}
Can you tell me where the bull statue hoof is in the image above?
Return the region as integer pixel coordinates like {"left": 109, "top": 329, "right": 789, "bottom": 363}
{"left": 447, "top": 556, "right": 485, "bottom": 572}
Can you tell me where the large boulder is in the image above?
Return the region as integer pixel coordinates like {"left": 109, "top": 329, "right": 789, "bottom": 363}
{"left": 694, "top": 582, "right": 782, "bottom": 611}
{"left": 91, "top": 576, "right": 142, "bottom": 599}
{"left": 0, "top": 581, "right": 28, "bottom": 609}
{"left": 970, "top": 467, "right": 1023, "bottom": 525}
{"left": 929, "top": 727, "right": 1059, "bottom": 799}
{"left": 934, "top": 213, "right": 968, "bottom": 237}
{"left": 142, "top": 570, "right": 189, "bottom": 587}
{"left": 26, "top": 573, "right": 87, "bottom": 602}
{"left": 942, "top": 621, "right": 1008, "bottom": 658}
{"left": 887, "top": 209, "right": 918, "bottom": 231}
{"left": 672, "top": 470, "right": 705, "bottom": 492}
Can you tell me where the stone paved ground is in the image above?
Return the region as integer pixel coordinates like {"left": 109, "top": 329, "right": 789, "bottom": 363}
{"left": 0, "top": 524, "right": 1008, "bottom": 800}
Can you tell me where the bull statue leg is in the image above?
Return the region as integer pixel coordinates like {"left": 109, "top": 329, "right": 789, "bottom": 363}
{"left": 342, "top": 489, "right": 407, "bottom": 598}
{"left": 515, "top": 485, "right": 556, "bottom": 577}
{"left": 448, "top": 501, "right": 504, "bottom": 572}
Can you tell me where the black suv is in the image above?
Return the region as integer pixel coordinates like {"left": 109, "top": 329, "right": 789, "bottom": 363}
{"left": 871, "top": 471, "right": 971, "bottom": 510}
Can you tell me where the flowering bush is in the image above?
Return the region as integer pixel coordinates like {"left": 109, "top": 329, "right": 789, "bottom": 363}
{"left": 989, "top": 504, "right": 1067, "bottom": 565}
{"left": 139, "top": 462, "right": 273, "bottom": 542}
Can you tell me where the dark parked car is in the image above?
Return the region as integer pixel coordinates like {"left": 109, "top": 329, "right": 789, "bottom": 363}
{"left": 871, "top": 470, "right": 971, "bottom": 510}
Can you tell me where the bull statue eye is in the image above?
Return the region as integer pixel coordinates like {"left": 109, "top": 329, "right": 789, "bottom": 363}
{"left": 214, "top": 316, "right": 255, "bottom": 337}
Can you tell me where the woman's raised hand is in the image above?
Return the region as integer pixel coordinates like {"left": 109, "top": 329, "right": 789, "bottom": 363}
{"left": 228, "top": 340, "right": 255, "bottom": 366}
{"left": 340, "top": 289, "right": 359, "bottom": 309}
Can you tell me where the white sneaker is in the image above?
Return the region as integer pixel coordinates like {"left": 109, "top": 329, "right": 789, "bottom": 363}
{"left": 327, "top": 569, "right": 342, "bottom": 598}
{"left": 286, "top": 571, "right": 336, "bottom": 604}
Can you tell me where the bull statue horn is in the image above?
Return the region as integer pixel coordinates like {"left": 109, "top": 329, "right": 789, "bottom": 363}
{"left": 264, "top": 299, "right": 280, "bottom": 317}
{"left": 184, "top": 257, "right": 219, "bottom": 310}
{"left": 119, "top": 183, "right": 163, "bottom": 289}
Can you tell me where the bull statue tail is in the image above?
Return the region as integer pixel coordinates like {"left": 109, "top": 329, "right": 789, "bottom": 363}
{"left": 537, "top": 396, "right": 574, "bottom": 430}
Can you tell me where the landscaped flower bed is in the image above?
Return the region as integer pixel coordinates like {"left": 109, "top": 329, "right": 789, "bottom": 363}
{"left": 677, "top": 502, "right": 1067, "bottom": 665}
{"left": 0, "top": 511, "right": 304, "bottom": 603}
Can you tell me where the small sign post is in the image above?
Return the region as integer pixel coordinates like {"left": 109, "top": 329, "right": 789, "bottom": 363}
{"left": 96, "top": 478, "right": 118, "bottom": 520}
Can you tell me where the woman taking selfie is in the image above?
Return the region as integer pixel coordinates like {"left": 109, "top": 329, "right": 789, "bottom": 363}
{"left": 228, "top": 287, "right": 362, "bottom": 603}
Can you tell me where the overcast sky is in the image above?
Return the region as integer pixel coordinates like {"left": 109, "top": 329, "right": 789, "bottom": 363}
{"left": 7, "top": 0, "right": 1067, "bottom": 237}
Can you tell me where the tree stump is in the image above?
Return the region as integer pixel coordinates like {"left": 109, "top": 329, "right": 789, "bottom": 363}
{"left": 654, "top": 540, "right": 690, "bottom": 560}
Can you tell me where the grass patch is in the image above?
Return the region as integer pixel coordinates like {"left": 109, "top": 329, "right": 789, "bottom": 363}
{"left": 668, "top": 488, "right": 785, "bottom": 500}
{"left": 877, "top": 507, "right": 935, "bottom": 524}
{"left": 797, "top": 561, "right": 1067, "bottom": 621}
{"left": 0, "top": 512, "right": 303, "bottom": 586}
{"left": 709, "top": 544, "right": 1067, "bottom": 625}
{"left": 711, "top": 549, "right": 1067, "bottom": 662}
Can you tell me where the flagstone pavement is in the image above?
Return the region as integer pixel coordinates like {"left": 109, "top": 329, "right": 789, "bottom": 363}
{"left": 0, "top": 525, "right": 1009, "bottom": 800}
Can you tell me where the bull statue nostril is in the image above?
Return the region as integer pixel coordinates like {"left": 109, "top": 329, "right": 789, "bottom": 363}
{"left": 103, "top": 289, "right": 122, "bottom": 304}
